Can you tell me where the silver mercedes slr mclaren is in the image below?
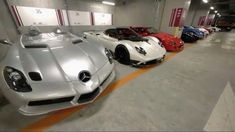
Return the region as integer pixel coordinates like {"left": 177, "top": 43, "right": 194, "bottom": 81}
{"left": 0, "top": 28, "right": 115, "bottom": 116}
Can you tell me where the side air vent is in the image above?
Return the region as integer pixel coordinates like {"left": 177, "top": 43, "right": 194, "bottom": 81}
{"left": 28, "top": 96, "right": 74, "bottom": 106}
{"left": 28, "top": 72, "right": 42, "bottom": 81}
{"left": 25, "top": 44, "right": 48, "bottom": 48}
{"left": 72, "top": 39, "right": 83, "bottom": 44}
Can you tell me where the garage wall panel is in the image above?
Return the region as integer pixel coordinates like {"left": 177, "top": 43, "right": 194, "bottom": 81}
{"left": 66, "top": 0, "right": 115, "bottom": 35}
{"left": 15, "top": 6, "right": 59, "bottom": 26}
{"left": 114, "top": 0, "right": 162, "bottom": 29}
{"left": 2, "top": 0, "right": 115, "bottom": 38}
{"left": 93, "top": 12, "right": 112, "bottom": 26}
{"left": 68, "top": 11, "right": 92, "bottom": 26}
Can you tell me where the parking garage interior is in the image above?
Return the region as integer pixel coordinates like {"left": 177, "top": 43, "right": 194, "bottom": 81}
{"left": 0, "top": 0, "right": 234, "bottom": 131}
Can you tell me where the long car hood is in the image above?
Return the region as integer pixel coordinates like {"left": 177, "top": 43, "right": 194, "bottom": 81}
{"left": 120, "top": 39, "right": 165, "bottom": 58}
{"left": 152, "top": 33, "right": 175, "bottom": 39}
{"left": 18, "top": 42, "right": 107, "bottom": 82}
{"left": 153, "top": 33, "right": 183, "bottom": 43}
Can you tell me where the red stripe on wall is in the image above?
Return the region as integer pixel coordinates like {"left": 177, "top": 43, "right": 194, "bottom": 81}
{"left": 57, "top": 10, "right": 64, "bottom": 26}
{"left": 11, "top": 5, "right": 21, "bottom": 26}
{"left": 55, "top": 9, "right": 61, "bottom": 26}
{"left": 170, "top": 8, "right": 176, "bottom": 27}
{"left": 90, "top": 12, "right": 94, "bottom": 25}
{"left": 174, "top": 8, "right": 183, "bottom": 27}
{"left": 172, "top": 9, "right": 177, "bottom": 27}
{"left": 60, "top": 10, "right": 65, "bottom": 25}
{"left": 169, "top": 9, "right": 174, "bottom": 27}
{"left": 14, "top": 6, "right": 24, "bottom": 26}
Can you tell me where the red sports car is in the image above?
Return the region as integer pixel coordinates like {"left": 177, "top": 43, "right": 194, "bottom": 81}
{"left": 130, "top": 27, "right": 184, "bottom": 52}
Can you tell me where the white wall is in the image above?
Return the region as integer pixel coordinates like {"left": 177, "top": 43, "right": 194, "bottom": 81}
{"left": 66, "top": 0, "right": 115, "bottom": 35}
{"left": 0, "top": 0, "right": 116, "bottom": 39}
{"left": 114, "top": 0, "right": 164, "bottom": 29}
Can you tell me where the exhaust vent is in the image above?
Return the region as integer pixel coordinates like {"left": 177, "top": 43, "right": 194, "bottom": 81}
{"left": 72, "top": 39, "right": 83, "bottom": 44}
{"left": 25, "top": 44, "right": 48, "bottom": 48}
{"left": 28, "top": 72, "right": 42, "bottom": 81}
{"left": 28, "top": 96, "right": 74, "bottom": 106}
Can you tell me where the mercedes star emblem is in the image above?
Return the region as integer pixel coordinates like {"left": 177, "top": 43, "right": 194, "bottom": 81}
{"left": 79, "top": 71, "right": 91, "bottom": 83}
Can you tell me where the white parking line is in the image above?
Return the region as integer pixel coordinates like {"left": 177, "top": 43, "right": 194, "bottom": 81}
{"left": 204, "top": 82, "right": 235, "bottom": 131}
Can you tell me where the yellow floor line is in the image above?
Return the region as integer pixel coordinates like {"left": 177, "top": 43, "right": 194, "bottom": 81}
{"left": 20, "top": 45, "right": 193, "bottom": 132}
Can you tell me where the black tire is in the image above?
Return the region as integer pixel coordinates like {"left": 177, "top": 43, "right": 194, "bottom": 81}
{"left": 115, "top": 45, "right": 130, "bottom": 65}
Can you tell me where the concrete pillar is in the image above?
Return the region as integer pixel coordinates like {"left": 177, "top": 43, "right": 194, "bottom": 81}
{"left": 185, "top": 0, "right": 210, "bottom": 27}
{"left": 0, "top": 20, "right": 8, "bottom": 39}
{"left": 192, "top": 9, "right": 210, "bottom": 26}
{"left": 0, "top": 0, "right": 19, "bottom": 41}
{"left": 159, "top": 0, "right": 191, "bottom": 37}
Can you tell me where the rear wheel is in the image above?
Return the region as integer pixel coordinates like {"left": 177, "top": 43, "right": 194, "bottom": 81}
{"left": 115, "top": 45, "right": 130, "bottom": 65}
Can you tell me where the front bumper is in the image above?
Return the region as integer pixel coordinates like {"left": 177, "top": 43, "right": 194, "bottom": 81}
{"left": 165, "top": 43, "right": 184, "bottom": 52}
{"left": 18, "top": 70, "right": 115, "bottom": 116}
{"left": 131, "top": 55, "right": 165, "bottom": 66}
{"left": 0, "top": 61, "right": 116, "bottom": 116}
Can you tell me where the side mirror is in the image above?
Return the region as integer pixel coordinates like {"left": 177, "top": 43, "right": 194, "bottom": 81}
{"left": 0, "top": 39, "right": 12, "bottom": 45}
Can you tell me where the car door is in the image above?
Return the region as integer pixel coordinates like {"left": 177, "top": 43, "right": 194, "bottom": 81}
{"left": 99, "top": 29, "right": 119, "bottom": 52}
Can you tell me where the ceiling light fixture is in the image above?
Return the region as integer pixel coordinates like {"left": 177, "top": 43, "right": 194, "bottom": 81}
{"left": 102, "top": 1, "right": 115, "bottom": 6}
{"left": 214, "top": 10, "right": 218, "bottom": 13}
{"left": 210, "top": 6, "right": 214, "bottom": 10}
{"left": 202, "top": 0, "right": 208, "bottom": 3}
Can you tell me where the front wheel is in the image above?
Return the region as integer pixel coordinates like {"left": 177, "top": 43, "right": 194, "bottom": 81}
{"left": 115, "top": 46, "right": 130, "bottom": 65}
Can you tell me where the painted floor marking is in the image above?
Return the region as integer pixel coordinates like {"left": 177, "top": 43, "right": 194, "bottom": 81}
{"left": 204, "top": 82, "right": 235, "bottom": 131}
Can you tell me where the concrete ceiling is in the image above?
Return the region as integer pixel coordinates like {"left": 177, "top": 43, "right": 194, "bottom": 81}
{"left": 210, "top": 0, "right": 235, "bottom": 15}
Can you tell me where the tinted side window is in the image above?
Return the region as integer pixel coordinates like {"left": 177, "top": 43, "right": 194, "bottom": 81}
{"left": 105, "top": 29, "right": 117, "bottom": 38}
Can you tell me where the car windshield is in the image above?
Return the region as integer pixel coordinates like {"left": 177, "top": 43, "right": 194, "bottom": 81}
{"left": 132, "top": 27, "right": 158, "bottom": 34}
{"left": 106, "top": 28, "right": 144, "bottom": 41}
{"left": 116, "top": 28, "right": 141, "bottom": 39}
{"left": 132, "top": 27, "right": 150, "bottom": 34}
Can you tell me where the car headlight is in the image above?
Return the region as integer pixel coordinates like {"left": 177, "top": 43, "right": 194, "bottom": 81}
{"left": 105, "top": 48, "right": 113, "bottom": 64}
{"left": 189, "top": 32, "right": 194, "bottom": 36}
{"left": 135, "top": 46, "right": 146, "bottom": 55}
{"left": 4, "top": 66, "right": 32, "bottom": 92}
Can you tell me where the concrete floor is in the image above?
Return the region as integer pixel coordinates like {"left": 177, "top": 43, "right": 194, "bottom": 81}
{"left": 0, "top": 31, "right": 234, "bottom": 131}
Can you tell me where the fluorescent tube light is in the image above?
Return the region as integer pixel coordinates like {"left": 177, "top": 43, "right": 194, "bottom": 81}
{"left": 102, "top": 1, "right": 115, "bottom": 6}
{"left": 202, "top": 0, "right": 208, "bottom": 3}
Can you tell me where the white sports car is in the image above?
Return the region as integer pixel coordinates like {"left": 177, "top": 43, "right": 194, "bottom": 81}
{"left": 0, "top": 27, "right": 115, "bottom": 116}
{"left": 210, "top": 27, "right": 221, "bottom": 32}
{"left": 197, "top": 27, "right": 209, "bottom": 37}
{"left": 84, "top": 28, "right": 166, "bottom": 66}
